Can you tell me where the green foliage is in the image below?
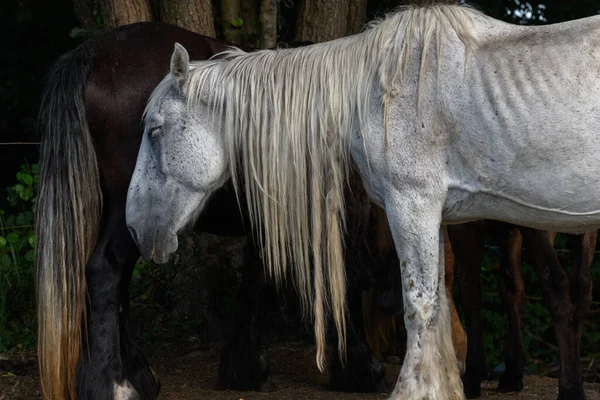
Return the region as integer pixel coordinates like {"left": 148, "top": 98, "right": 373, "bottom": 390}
{"left": 93, "top": 0, "right": 104, "bottom": 30}
{"left": 230, "top": 17, "right": 244, "bottom": 28}
{"left": 69, "top": 26, "right": 104, "bottom": 40}
{"left": 0, "top": 163, "right": 38, "bottom": 353}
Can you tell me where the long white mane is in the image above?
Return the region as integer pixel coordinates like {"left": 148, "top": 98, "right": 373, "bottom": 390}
{"left": 146, "top": 3, "right": 481, "bottom": 369}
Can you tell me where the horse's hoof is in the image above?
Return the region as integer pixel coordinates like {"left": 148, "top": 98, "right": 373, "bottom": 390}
{"left": 217, "top": 343, "right": 270, "bottom": 391}
{"left": 462, "top": 377, "right": 481, "bottom": 399}
{"left": 77, "top": 363, "right": 158, "bottom": 400}
{"left": 556, "top": 387, "right": 586, "bottom": 400}
{"left": 258, "top": 376, "right": 275, "bottom": 392}
{"left": 496, "top": 376, "right": 523, "bottom": 393}
{"left": 329, "top": 356, "right": 388, "bottom": 393}
{"left": 375, "top": 378, "right": 394, "bottom": 393}
{"left": 121, "top": 349, "right": 161, "bottom": 399}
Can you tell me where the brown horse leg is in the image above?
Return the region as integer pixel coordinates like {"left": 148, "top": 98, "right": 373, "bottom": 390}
{"left": 329, "top": 189, "right": 388, "bottom": 393}
{"left": 444, "top": 227, "right": 468, "bottom": 374}
{"left": 448, "top": 221, "right": 486, "bottom": 399}
{"left": 556, "top": 231, "right": 597, "bottom": 400}
{"left": 217, "top": 238, "right": 271, "bottom": 391}
{"left": 495, "top": 225, "right": 525, "bottom": 393}
{"left": 328, "top": 268, "right": 388, "bottom": 393}
{"left": 520, "top": 228, "right": 590, "bottom": 400}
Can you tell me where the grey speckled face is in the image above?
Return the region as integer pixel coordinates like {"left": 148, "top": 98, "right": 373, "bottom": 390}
{"left": 126, "top": 54, "right": 229, "bottom": 263}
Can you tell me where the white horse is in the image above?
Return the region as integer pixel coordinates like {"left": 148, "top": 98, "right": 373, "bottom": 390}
{"left": 126, "top": 4, "right": 600, "bottom": 399}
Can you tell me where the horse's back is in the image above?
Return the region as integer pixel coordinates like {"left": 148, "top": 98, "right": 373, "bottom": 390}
{"left": 441, "top": 14, "right": 600, "bottom": 231}
{"left": 78, "top": 23, "right": 247, "bottom": 232}
{"left": 82, "top": 23, "right": 222, "bottom": 203}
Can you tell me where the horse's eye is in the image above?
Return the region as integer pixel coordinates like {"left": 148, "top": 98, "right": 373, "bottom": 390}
{"left": 149, "top": 127, "right": 161, "bottom": 138}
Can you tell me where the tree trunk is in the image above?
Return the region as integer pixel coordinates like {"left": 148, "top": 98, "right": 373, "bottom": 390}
{"left": 347, "top": 0, "right": 369, "bottom": 35}
{"left": 72, "top": 0, "right": 95, "bottom": 29}
{"left": 159, "top": 0, "right": 216, "bottom": 37}
{"left": 240, "top": 0, "right": 259, "bottom": 47}
{"left": 221, "top": 0, "right": 244, "bottom": 44}
{"left": 98, "top": 0, "right": 153, "bottom": 29}
{"left": 260, "top": 0, "right": 277, "bottom": 49}
{"left": 295, "top": 0, "right": 368, "bottom": 43}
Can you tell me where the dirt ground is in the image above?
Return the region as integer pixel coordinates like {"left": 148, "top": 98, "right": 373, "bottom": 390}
{"left": 2, "top": 342, "right": 599, "bottom": 400}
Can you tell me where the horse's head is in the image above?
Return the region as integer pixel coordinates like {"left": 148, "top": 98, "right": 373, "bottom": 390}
{"left": 126, "top": 43, "right": 229, "bottom": 263}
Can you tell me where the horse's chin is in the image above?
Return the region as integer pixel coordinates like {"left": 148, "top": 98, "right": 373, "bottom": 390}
{"left": 153, "top": 250, "right": 173, "bottom": 264}
{"left": 148, "top": 233, "right": 179, "bottom": 264}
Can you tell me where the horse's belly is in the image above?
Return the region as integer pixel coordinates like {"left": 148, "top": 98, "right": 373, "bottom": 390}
{"left": 442, "top": 100, "right": 600, "bottom": 231}
{"left": 443, "top": 182, "right": 600, "bottom": 233}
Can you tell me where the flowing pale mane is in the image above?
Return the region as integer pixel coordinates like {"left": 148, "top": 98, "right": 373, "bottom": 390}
{"left": 146, "top": 3, "right": 481, "bottom": 370}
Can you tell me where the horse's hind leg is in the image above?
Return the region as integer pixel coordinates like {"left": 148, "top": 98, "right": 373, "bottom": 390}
{"left": 495, "top": 224, "right": 525, "bottom": 394}
{"left": 443, "top": 227, "right": 468, "bottom": 376}
{"left": 329, "top": 190, "right": 387, "bottom": 393}
{"left": 217, "top": 239, "right": 271, "bottom": 391}
{"left": 557, "top": 231, "right": 597, "bottom": 400}
{"left": 520, "top": 229, "right": 592, "bottom": 400}
{"left": 77, "top": 204, "right": 159, "bottom": 400}
{"left": 449, "top": 221, "right": 486, "bottom": 399}
{"left": 328, "top": 271, "right": 388, "bottom": 393}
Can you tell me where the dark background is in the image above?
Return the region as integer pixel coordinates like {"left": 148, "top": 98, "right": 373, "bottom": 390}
{"left": 0, "top": 0, "right": 599, "bottom": 381}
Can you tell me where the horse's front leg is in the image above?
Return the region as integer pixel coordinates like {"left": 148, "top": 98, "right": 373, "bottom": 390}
{"left": 217, "top": 239, "right": 271, "bottom": 391}
{"left": 387, "top": 193, "right": 463, "bottom": 400}
{"left": 117, "top": 235, "right": 161, "bottom": 400}
{"left": 76, "top": 205, "right": 159, "bottom": 400}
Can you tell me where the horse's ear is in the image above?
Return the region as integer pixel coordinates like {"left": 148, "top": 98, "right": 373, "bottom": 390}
{"left": 171, "top": 43, "right": 190, "bottom": 93}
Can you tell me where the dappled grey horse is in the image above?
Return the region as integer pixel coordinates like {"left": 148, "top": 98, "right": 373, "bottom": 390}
{"left": 127, "top": 4, "right": 600, "bottom": 400}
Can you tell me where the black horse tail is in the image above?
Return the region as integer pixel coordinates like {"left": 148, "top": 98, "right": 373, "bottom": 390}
{"left": 36, "top": 42, "right": 101, "bottom": 400}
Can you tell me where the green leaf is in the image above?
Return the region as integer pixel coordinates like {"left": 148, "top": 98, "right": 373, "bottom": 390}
{"left": 0, "top": 237, "right": 6, "bottom": 249}
{"left": 16, "top": 213, "right": 27, "bottom": 226}
{"left": 0, "top": 253, "right": 11, "bottom": 267}
{"left": 5, "top": 215, "right": 16, "bottom": 226}
{"left": 31, "top": 164, "right": 39, "bottom": 174}
{"left": 231, "top": 17, "right": 243, "bottom": 28}
{"left": 20, "top": 187, "right": 33, "bottom": 201}
{"left": 28, "top": 236, "right": 35, "bottom": 249}
{"left": 6, "top": 233, "right": 19, "bottom": 245}
{"left": 13, "top": 184, "right": 24, "bottom": 194}
{"left": 24, "top": 251, "right": 34, "bottom": 262}
{"left": 21, "top": 174, "right": 33, "bottom": 186}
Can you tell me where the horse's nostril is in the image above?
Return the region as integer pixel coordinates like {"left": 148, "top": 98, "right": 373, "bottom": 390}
{"left": 128, "top": 226, "right": 140, "bottom": 245}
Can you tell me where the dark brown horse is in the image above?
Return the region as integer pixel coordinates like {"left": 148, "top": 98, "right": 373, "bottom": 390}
{"left": 36, "top": 23, "right": 224, "bottom": 400}
{"left": 36, "top": 22, "right": 394, "bottom": 400}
